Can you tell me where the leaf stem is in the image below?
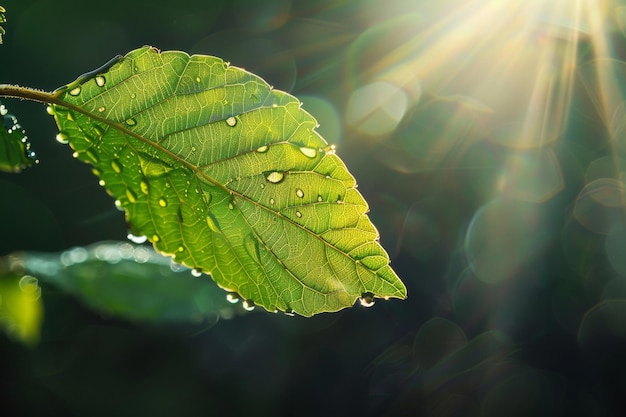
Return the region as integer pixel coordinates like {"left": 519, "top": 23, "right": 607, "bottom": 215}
{"left": 0, "top": 84, "right": 58, "bottom": 105}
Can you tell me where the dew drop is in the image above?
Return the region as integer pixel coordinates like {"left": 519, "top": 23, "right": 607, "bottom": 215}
{"left": 296, "top": 189, "right": 304, "bottom": 198}
{"left": 85, "top": 149, "right": 99, "bottom": 164}
{"left": 206, "top": 212, "right": 220, "bottom": 233}
{"left": 243, "top": 300, "right": 255, "bottom": 311}
{"left": 98, "top": 106, "right": 106, "bottom": 113}
{"left": 266, "top": 171, "right": 285, "bottom": 184}
{"left": 257, "top": 145, "right": 269, "bottom": 153}
{"left": 226, "top": 116, "right": 237, "bottom": 127}
{"left": 284, "top": 308, "right": 295, "bottom": 317}
{"left": 260, "top": 183, "right": 265, "bottom": 189}
{"left": 130, "top": 93, "right": 136, "bottom": 99}
{"left": 299, "top": 147, "right": 317, "bottom": 158}
{"left": 159, "top": 197, "right": 168, "bottom": 208}
{"left": 152, "top": 234, "right": 160, "bottom": 242}
{"left": 114, "top": 200, "right": 123, "bottom": 210}
{"left": 272, "top": 103, "right": 278, "bottom": 108}
{"left": 177, "top": 246, "right": 185, "bottom": 253}
{"left": 69, "top": 86, "right": 81, "bottom": 96}
{"left": 95, "top": 75, "right": 106, "bottom": 87}
{"left": 359, "top": 292, "right": 375, "bottom": 307}
{"left": 190, "top": 268, "right": 202, "bottom": 277}
{"left": 0, "top": 104, "right": 7, "bottom": 115}
{"left": 269, "top": 198, "right": 275, "bottom": 205}
{"left": 125, "top": 118, "right": 137, "bottom": 126}
{"left": 295, "top": 211, "right": 302, "bottom": 218}
{"left": 99, "top": 179, "right": 106, "bottom": 187}
{"left": 111, "top": 159, "right": 122, "bottom": 174}
{"left": 317, "top": 195, "right": 323, "bottom": 202}
{"left": 72, "top": 152, "right": 79, "bottom": 158}
{"left": 228, "top": 202, "right": 234, "bottom": 210}
{"left": 140, "top": 179, "right": 150, "bottom": 195}
{"left": 92, "top": 167, "right": 102, "bottom": 176}
{"left": 127, "top": 233, "right": 147, "bottom": 244}
{"left": 226, "top": 292, "right": 240, "bottom": 304}
{"left": 195, "top": 76, "right": 201, "bottom": 83}
{"left": 93, "top": 125, "right": 105, "bottom": 137}
{"left": 55, "top": 132, "right": 69, "bottom": 144}
{"left": 46, "top": 106, "right": 55, "bottom": 115}
{"left": 126, "top": 188, "right": 137, "bottom": 203}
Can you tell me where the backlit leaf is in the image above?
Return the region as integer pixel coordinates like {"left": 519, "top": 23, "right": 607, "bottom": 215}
{"left": 49, "top": 46, "right": 407, "bottom": 316}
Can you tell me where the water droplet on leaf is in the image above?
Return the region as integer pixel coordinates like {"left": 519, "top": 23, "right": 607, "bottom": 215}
{"left": 46, "top": 106, "right": 55, "bottom": 115}
{"left": 257, "top": 145, "right": 269, "bottom": 153}
{"left": 95, "top": 75, "right": 106, "bottom": 87}
{"left": 296, "top": 189, "right": 304, "bottom": 198}
{"left": 295, "top": 211, "right": 302, "bottom": 218}
{"left": 140, "top": 179, "right": 150, "bottom": 195}
{"left": 126, "top": 188, "right": 137, "bottom": 203}
{"left": 243, "top": 300, "right": 255, "bottom": 311}
{"left": 93, "top": 125, "right": 105, "bottom": 137}
{"left": 98, "top": 106, "right": 106, "bottom": 113}
{"left": 152, "top": 234, "right": 160, "bottom": 242}
{"left": 206, "top": 212, "right": 220, "bottom": 233}
{"left": 191, "top": 268, "right": 203, "bottom": 277}
{"left": 269, "top": 198, "right": 275, "bottom": 205}
{"left": 317, "top": 195, "right": 323, "bottom": 202}
{"left": 125, "top": 118, "right": 137, "bottom": 126}
{"left": 85, "top": 149, "right": 99, "bottom": 163}
{"left": 159, "top": 197, "right": 167, "bottom": 207}
{"left": 266, "top": 171, "right": 285, "bottom": 183}
{"left": 226, "top": 116, "right": 237, "bottom": 127}
{"left": 69, "top": 86, "right": 81, "bottom": 96}
{"left": 111, "top": 159, "right": 122, "bottom": 174}
{"left": 127, "top": 233, "right": 147, "bottom": 244}
{"left": 359, "top": 292, "right": 375, "bottom": 307}
{"left": 226, "top": 292, "right": 240, "bottom": 304}
{"left": 55, "top": 132, "right": 69, "bottom": 144}
{"left": 299, "top": 147, "right": 317, "bottom": 158}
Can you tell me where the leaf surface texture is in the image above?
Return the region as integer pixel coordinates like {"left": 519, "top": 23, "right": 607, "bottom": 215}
{"left": 51, "top": 46, "right": 406, "bottom": 316}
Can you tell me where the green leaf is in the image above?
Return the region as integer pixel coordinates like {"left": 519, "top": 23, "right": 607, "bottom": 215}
{"left": 50, "top": 46, "right": 407, "bottom": 317}
{"left": 14, "top": 241, "right": 241, "bottom": 322}
{"left": 0, "top": 101, "right": 38, "bottom": 173}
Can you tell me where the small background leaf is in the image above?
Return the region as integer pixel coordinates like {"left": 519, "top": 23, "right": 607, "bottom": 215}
{"left": 0, "top": 101, "right": 38, "bottom": 173}
{"left": 0, "top": 5, "right": 5, "bottom": 44}
{"left": 50, "top": 46, "right": 406, "bottom": 316}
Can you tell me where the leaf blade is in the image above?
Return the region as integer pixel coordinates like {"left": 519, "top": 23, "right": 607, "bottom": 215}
{"left": 51, "top": 46, "right": 406, "bottom": 316}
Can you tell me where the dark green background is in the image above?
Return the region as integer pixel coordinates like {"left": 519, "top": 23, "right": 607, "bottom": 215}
{"left": 2, "top": 1, "right": 626, "bottom": 416}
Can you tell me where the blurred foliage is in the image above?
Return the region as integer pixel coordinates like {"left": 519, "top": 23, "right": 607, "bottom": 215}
{"left": 0, "top": 272, "right": 42, "bottom": 346}
{"left": 15, "top": 241, "right": 240, "bottom": 323}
